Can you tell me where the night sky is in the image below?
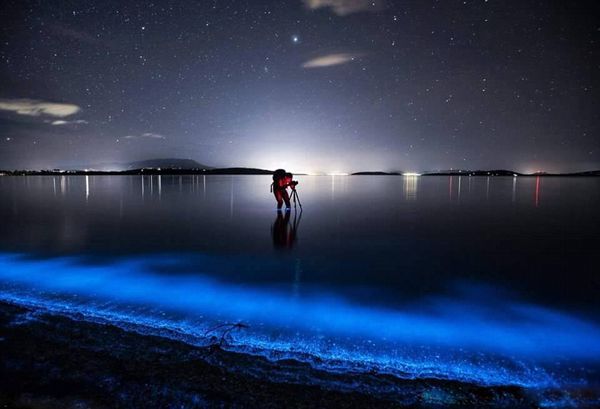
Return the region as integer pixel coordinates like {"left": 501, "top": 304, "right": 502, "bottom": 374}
{"left": 0, "top": 0, "right": 597, "bottom": 173}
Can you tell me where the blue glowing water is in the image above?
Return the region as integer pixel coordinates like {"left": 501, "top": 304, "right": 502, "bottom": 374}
{"left": 0, "top": 175, "right": 599, "bottom": 399}
{"left": 1, "top": 252, "right": 599, "bottom": 390}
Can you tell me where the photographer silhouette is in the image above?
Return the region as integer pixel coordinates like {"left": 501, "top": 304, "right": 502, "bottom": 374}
{"left": 270, "top": 169, "right": 301, "bottom": 210}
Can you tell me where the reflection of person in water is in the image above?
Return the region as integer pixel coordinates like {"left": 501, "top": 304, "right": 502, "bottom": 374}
{"left": 272, "top": 208, "right": 301, "bottom": 249}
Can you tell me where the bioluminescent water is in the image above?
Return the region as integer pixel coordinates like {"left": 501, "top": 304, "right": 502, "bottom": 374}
{"left": 0, "top": 175, "right": 599, "bottom": 402}
{"left": 1, "top": 252, "right": 599, "bottom": 390}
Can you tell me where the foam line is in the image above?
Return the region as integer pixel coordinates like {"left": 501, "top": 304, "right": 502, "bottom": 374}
{"left": 1, "top": 253, "right": 599, "bottom": 389}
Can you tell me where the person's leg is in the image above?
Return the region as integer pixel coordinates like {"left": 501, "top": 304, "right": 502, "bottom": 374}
{"left": 282, "top": 190, "right": 291, "bottom": 209}
{"left": 274, "top": 190, "right": 283, "bottom": 209}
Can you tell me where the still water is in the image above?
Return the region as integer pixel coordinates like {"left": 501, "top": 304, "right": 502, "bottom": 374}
{"left": 1, "top": 175, "right": 599, "bottom": 395}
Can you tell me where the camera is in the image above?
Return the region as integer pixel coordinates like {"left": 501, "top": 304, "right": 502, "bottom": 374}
{"left": 290, "top": 180, "right": 299, "bottom": 187}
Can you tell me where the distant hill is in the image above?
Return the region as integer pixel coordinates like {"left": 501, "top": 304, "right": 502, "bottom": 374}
{"left": 55, "top": 158, "right": 212, "bottom": 171}
{"left": 352, "top": 171, "right": 401, "bottom": 175}
{"left": 422, "top": 170, "right": 600, "bottom": 177}
{"left": 423, "top": 170, "right": 520, "bottom": 176}
{"left": 349, "top": 169, "right": 600, "bottom": 177}
{"left": 0, "top": 165, "right": 274, "bottom": 176}
{"left": 2, "top": 165, "right": 599, "bottom": 177}
{"left": 204, "top": 167, "right": 272, "bottom": 175}
{"left": 127, "top": 158, "right": 211, "bottom": 170}
{"left": 554, "top": 170, "right": 600, "bottom": 176}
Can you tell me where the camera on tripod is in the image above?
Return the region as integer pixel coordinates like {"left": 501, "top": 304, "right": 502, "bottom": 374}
{"left": 271, "top": 169, "right": 302, "bottom": 210}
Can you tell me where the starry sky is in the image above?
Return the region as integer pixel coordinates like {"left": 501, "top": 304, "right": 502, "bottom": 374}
{"left": 0, "top": 0, "right": 597, "bottom": 173}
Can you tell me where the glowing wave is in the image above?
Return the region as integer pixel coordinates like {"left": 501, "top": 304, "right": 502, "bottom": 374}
{"left": 1, "top": 253, "right": 599, "bottom": 389}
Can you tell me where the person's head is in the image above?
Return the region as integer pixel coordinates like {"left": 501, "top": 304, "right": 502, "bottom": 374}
{"left": 273, "top": 169, "right": 286, "bottom": 183}
{"left": 285, "top": 172, "right": 293, "bottom": 182}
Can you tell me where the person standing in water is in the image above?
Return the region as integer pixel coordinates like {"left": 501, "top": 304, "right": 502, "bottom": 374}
{"left": 271, "top": 169, "right": 291, "bottom": 210}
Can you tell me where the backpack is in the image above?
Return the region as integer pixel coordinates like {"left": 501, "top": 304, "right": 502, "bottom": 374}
{"left": 271, "top": 169, "right": 286, "bottom": 192}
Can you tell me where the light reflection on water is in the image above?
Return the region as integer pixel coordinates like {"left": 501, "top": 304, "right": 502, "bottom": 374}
{"left": 0, "top": 175, "right": 599, "bottom": 393}
{"left": 2, "top": 173, "right": 591, "bottom": 207}
{"left": 0, "top": 175, "right": 598, "bottom": 307}
{"left": 403, "top": 175, "right": 418, "bottom": 201}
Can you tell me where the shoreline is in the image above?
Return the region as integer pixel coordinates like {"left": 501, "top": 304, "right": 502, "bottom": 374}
{"left": 1, "top": 300, "right": 594, "bottom": 408}
{"left": 1, "top": 170, "right": 599, "bottom": 177}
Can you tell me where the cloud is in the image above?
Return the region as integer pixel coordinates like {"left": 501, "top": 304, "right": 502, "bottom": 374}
{"left": 0, "top": 98, "right": 80, "bottom": 118}
{"left": 302, "top": 53, "right": 361, "bottom": 68}
{"left": 302, "top": 0, "right": 385, "bottom": 16}
{"left": 124, "top": 132, "right": 166, "bottom": 140}
{"left": 51, "top": 119, "right": 88, "bottom": 126}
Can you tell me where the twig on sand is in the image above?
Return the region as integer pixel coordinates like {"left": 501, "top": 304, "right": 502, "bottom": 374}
{"left": 204, "top": 322, "right": 249, "bottom": 347}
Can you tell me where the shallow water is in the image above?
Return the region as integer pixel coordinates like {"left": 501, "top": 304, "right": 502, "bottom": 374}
{"left": 0, "top": 175, "right": 599, "bottom": 402}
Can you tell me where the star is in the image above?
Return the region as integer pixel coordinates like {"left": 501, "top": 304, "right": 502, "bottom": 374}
{"left": 0, "top": 0, "right": 595, "bottom": 173}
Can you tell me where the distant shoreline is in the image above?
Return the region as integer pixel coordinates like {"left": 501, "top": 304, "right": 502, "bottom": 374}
{"left": 421, "top": 172, "right": 600, "bottom": 177}
{"left": 0, "top": 168, "right": 274, "bottom": 176}
{"left": 0, "top": 169, "right": 599, "bottom": 177}
{"left": 353, "top": 170, "right": 600, "bottom": 177}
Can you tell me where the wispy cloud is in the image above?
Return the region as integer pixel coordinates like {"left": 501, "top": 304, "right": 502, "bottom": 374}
{"left": 51, "top": 119, "right": 88, "bottom": 126}
{"left": 302, "top": 0, "right": 385, "bottom": 16}
{"left": 124, "top": 132, "right": 166, "bottom": 140}
{"left": 302, "top": 53, "right": 361, "bottom": 68}
{"left": 0, "top": 98, "right": 80, "bottom": 118}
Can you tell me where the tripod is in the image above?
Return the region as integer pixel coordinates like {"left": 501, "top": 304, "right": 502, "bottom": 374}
{"left": 290, "top": 187, "right": 302, "bottom": 210}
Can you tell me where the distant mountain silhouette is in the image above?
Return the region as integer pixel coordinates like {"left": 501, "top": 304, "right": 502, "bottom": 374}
{"left": 206, "top": 167, "right": 272, "bottom": 175}
{"left": 58, "top": 158, "right": 212, "bottom": 171}
{"left": 352, "top": 171, "right": 401, "bottom": 175}
{"left": 126, "top": 158, "right": 211, "bottom": 170}
{"left": 571, "top": 170, "right": 600, "bottom": 176}
{"left": 0, "top": 159, "right": 273, "bottom": 175}
{"left": 349, "top": 169, "right": 600, "bottom": 177}
{"left": 3, "top": 164, "right": 599, "bottom": 177}
{"left": 423, "top": 169, "right": 520, "bottom": 176}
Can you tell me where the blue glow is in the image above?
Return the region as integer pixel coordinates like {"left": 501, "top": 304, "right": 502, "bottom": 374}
{"left": 1, "top": 252, "right": 599, "bottom": 390}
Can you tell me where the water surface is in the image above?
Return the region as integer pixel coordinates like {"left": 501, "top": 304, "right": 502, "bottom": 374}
{"left": 1, "top": 175, "right": 599, "bottom": 401}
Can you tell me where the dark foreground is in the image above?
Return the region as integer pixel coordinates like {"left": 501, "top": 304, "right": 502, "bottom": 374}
{"left": 3, "top": 302, "right": 596, "bottom": 408}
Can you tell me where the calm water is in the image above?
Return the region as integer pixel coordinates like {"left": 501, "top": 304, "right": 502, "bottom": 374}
{"left": 1, "top": 175, "right": 599, "bottom": 396}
